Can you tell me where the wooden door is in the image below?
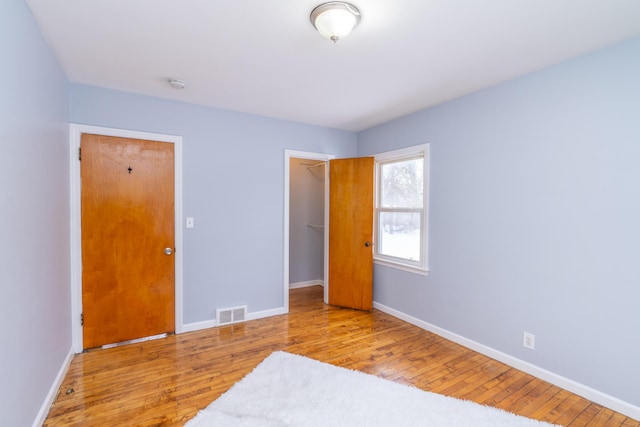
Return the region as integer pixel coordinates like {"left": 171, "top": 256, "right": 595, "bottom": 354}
{"left": 81, "top": 134, "right": 175, "bottom": 349}
{"left": 328, "top": 157, "right": 374, "bottom": 310}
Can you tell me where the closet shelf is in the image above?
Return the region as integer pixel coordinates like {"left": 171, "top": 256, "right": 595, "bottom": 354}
{"left": 307, "top": 224, "right": 325, "bottom": 229}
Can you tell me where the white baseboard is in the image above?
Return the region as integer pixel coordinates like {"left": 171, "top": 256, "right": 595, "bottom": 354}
{"left": 289, "top": 280, "right": 324, "bottom": 289}
{"left": 181, "top": 318, "right": 218, "bottom": 333}
{"left": 181, "top": 307, "right": 288, "bottom": 333}
{"left": 373, "top": 301, "right": 640, "bottom": 421}
{"left": 33, "top": 347, "right": 74, "bottom": 427}
{"left": 247, "top": 307, "right": 287, "bottom": 321}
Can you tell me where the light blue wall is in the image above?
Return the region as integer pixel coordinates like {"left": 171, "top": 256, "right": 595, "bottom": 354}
{"left": 70, "top": 85, "right": 357, "bottom": 323}
{"left": 358, "top": 37, "right": 640, "bottom": 406}
{"left": 0, "top": 0, "right": 71, "bottom": 425}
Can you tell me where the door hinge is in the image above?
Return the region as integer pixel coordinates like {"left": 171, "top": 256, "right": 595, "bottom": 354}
{"left": 80, "top": 312, "right": 84, "bottom": 326}
{"left": 78, "top": 147, "right": 82, "bottom": 161}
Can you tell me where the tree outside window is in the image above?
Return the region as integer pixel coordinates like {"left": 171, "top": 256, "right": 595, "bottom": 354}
{"left": 375, "top": 145, "right": 429, "bottom": 274}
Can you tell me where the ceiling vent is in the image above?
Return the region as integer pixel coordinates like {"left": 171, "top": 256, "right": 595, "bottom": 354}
{"left": 168, "top": 78, "right": 186, "bottom": 89}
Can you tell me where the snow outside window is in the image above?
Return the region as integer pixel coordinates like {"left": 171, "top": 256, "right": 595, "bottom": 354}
{"left": 374, "top": 144, "right": 429, "bottom": 275}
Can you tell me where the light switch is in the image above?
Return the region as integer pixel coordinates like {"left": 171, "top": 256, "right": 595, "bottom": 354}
{"left": 186, "top": 217, "right": 194, "bottom": 228}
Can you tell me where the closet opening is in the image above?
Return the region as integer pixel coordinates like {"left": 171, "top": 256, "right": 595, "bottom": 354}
{"left": 283, "top": 150, "right": 334, "bottom": 310}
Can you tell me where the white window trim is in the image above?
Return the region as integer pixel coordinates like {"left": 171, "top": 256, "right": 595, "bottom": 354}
{"left": 374, "top": 144, "right": 430, "bottom": 276}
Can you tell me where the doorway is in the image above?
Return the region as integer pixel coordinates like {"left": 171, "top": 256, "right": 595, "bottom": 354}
{"left": 284, "top": 150, "right": 334, "bottom": 309}
{"left": 70, "top": 124, "right": 184, "bottom": 353}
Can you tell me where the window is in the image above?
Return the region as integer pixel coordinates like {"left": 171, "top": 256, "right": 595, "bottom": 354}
{"left": 374, "top": 144, "right": 429, "bottom": 275}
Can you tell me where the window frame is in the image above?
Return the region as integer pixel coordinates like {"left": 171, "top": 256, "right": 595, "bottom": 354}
{"left": 373, "top": 144, "right": 430, "bottom": 276}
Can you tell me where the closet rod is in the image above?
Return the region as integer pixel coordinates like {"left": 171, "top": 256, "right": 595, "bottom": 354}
{"left": 301, "top": 162, "right": 326, "bottom": 169}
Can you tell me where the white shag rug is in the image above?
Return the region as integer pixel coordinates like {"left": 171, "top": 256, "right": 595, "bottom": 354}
{"left": 185, "top": 351, "right": 557, "bottom": 427}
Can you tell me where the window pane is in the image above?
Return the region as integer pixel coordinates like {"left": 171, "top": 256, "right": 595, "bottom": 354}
{"left": 378, "top": 212, "right": 421, "bottom": 261}
{"left": 380, "top": 158, "right": 423, "bottom": 208}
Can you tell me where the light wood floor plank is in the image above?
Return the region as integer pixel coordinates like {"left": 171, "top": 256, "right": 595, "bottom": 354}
{"left": 44, "top": 286, "right": 637, "bottom": 426}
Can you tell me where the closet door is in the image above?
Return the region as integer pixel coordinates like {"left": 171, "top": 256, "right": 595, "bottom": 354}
{"left": 328, "top": 157, "right": 374, "bottom": 310}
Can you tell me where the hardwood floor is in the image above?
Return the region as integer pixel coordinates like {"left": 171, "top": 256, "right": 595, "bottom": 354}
{"left": 44, "top": 286, "right": 638, "bottom": 426}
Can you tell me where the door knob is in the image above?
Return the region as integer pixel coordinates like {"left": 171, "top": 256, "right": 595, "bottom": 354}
{"left": 364, "top": 241, "right": 371, "bottom": 247}
{"left": 164, "top": 247, "right": 173, "bottom": 255}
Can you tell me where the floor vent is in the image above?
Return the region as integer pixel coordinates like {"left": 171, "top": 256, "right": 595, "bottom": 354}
{"left": 216, "top": 305, "right": 247, "bottom": 326}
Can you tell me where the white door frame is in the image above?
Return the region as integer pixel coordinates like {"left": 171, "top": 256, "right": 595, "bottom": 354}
{"left": 284, "top": 150, "right": 334, "bottom": 309}
{"left": 69, "top": 124, "right": 184, "bottom": 353}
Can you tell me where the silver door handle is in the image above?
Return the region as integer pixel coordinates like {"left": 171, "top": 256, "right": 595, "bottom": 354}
{"left": 164, "top": 247, "right": 173, "bottom": 255}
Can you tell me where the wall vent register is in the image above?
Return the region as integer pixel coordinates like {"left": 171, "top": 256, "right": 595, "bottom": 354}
{"left": 216, "top": 305, "right": 248, "bottom": 326}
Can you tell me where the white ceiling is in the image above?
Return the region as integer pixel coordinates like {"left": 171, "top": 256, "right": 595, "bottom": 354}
{"left": 25, "top": 0, "right": 640, "bottom": 131}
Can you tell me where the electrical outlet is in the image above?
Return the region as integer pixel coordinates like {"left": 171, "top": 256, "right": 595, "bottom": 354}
{"left": 523, "top": 332, "right": 535, "bottom": 350}
{"left": 186, "top": 217, "right": 194, "bottom": 228}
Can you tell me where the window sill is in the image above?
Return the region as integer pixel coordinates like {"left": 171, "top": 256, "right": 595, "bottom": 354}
{"left": 374, "top": 257, "right": 430, "bottom": 276}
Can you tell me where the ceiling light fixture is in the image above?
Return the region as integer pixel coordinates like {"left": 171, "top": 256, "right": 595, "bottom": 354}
{"left": 310, "top": 2, "right": 361, "bottom": 43}
{"left": 168, "top": 78, "right": 186, "bottom": 89}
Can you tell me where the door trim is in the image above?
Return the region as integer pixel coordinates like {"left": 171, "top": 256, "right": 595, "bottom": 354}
{"left": 284, "top": 150, "right": 335, "bottom": 309}
{"left": 70, "top": 124, "right": 184, "bottom": 353}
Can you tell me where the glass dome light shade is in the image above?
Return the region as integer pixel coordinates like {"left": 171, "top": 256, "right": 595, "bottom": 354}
{"left": 311, "top": 2, "right": 361, "bottom": 42}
